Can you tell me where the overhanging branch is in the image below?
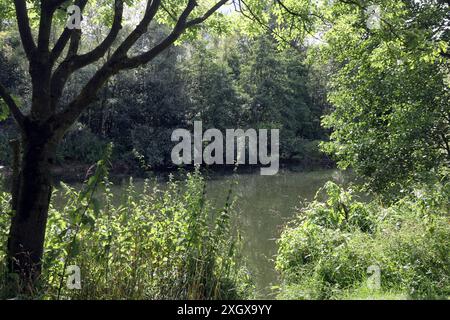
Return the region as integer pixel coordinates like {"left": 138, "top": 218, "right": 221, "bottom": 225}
{"left": 186, "top": 0, "right": 229, "bottom": 28}
{"left": 117, "top": 0, "right": 199, "bottom": 69}
{"left": 53, "top": 0, "right": 230, "bottom": 133}
{"left": 121, "top": 0, "right": 230, "bottom": 69}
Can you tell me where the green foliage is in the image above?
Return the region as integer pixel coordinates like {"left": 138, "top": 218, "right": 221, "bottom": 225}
{"left": 0, "top": 149, "right": 253, "bottom": 299}
{"left": 312, "top": 0, "right": 450, "bottom": 200}
{"left": 276, "top": 181, "right": 450, "bottom": 300}
{"left": 58, "top": 124, "right": 108, "bottom": 164}
{"left": 183, "top": 40, "right": 243, "bottom": 130}
{"left": 181, "top": 34, "right": 328, "bottom": 165}
{"left": 53, "top": 32, "right": 328, "bottom": 170}
{"left": 234, "top": 0, "right": 317, "bottom": 47}
{"left": 2, "top": 0, "right": 447, "bottom": 301}
{"left": 236, "top": 35, "right": 323, "bottom": 140}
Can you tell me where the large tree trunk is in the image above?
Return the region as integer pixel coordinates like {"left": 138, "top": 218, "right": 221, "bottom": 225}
{"left": 7, "top": 125, "right": 56, "bottom": 294}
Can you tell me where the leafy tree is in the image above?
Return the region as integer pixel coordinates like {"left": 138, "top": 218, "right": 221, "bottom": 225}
{"left": 84, "top": 28, "right": 192, "bottom": 168}
{"left": 183, "top": 39, "right": 243, "bottom": 130}
{"left": 0, "top": 0, "right": 236, "bottom": 292}
{"left": 73, "top": 32, "right": 327, "bottom": 169}
{"left": 0, "top": 0, "right": 320, "bottom": 293}
{"left": 314, "top": 0, "right": 450, "bottom": 199}
{"left": 236, "top": 34, "right": 326, "bottom": 160}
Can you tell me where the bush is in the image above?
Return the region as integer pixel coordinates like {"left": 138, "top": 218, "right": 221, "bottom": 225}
{"left": 131, "top": 126, "right": 177, "bottom": 168}
{"left": 57, "top": 124, "right": 108, "bottom": 165}
{"left": 276, "top": 181, "right": 450, "bottom": 300}
{"left": 0, "top": 156, "right": 253, "bottom": 299}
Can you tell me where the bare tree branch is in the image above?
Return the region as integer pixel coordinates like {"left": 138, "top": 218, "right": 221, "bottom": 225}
{"left": 51, "top": 0, "right": 163, "bottom": 130}
{"left": 75, "top": 0, "right": 124, "bottom": 66}
{"left": 50, "top": 0, "right": 89, "bottom": 64}
{"left": 186, "top": 0, "right": 229, "bottom": 27}
{"left": 50, "top": 0, "right": 123, "bottom": 110}
{"left": 110, "top": 0, "right": 162, "bottom": 59}
{"left": 13, "top": 0, "right": 37, "bottom": 60}
{"left": 50, "top": 28, "right": 74, "bottom": 63}
{"left": 118, "top": 0, "right": 198, "bottom": 69}
{"left": 121, "top": 0, "right": 230, "bottom": 69}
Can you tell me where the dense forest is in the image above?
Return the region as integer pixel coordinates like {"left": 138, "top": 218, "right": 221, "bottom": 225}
{"left": 0, "top": 0, "right": 449, "bottom": 300}
{"left": 1, "top": 31, "right": 330, "bottom": 174}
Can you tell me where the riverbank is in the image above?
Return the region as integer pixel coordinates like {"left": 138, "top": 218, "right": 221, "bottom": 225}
{"left": 51, "top": 168, "right": 350, "bottom": 298}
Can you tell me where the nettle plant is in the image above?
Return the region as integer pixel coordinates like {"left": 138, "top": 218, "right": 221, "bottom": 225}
{"left": 0, "top": 144, "right": 252, "bottom": 299}
{"left": 276, "top": 180, "right": 450, "bottom": 300}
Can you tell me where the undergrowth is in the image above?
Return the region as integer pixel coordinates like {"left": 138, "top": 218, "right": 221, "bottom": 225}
{"left": 0, "top": 146, "right": 253, "bottom": 300}
{"left": 276, "top": 180, "right": 450, "bottom": 300}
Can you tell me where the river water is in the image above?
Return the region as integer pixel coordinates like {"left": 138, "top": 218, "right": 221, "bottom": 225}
{"left": 58, "top": 168, "right": 350, "bottom": 299}
{"left": 203, "top": 169, "right": 349, "bottom": 298}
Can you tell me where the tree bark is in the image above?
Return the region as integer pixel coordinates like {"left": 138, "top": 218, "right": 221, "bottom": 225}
{"left": 9, "top": 139, "right": 21, "bottom": 213}
{"left": 7, "top": 122, "right": 57, "bottom": 294}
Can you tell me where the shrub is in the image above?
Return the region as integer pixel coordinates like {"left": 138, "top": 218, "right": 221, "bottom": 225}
{"left": 57, "top": 124, "right": 108, "bottom": 165}
{"left": 276, "top": 181, "right": 450, "bottom": 300}
{"left": 131, "top": 126, "right": 176, "bottom": 168}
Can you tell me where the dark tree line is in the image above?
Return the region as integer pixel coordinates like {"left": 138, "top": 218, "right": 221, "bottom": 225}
{"left": 2, "top": 32, "right": 330, "bottom": 173}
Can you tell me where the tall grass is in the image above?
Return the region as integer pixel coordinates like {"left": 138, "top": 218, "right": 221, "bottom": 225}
{"left": 0, "top": 148, "right": 253, "bottom": 300}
